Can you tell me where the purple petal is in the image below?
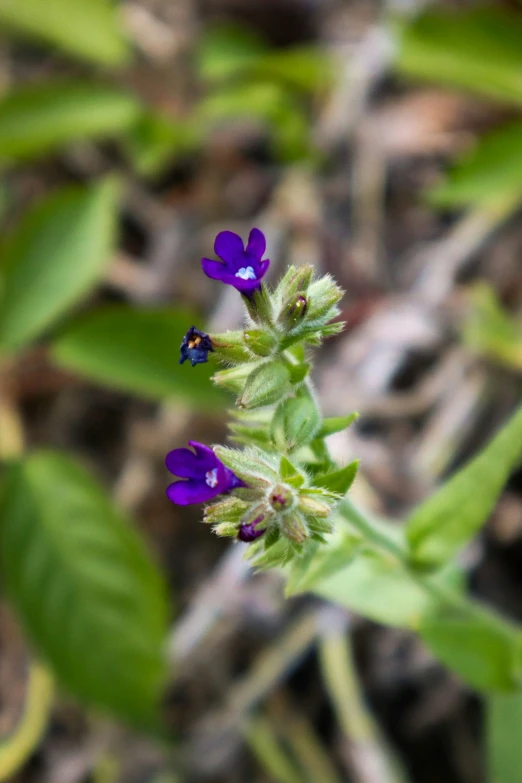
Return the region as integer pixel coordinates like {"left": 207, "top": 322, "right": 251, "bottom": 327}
{"left": 254, "top": 257, "right": 270, "bottom": 279}
{"left": 216, "top": 271, "right": 262, "bottom": 295}
{"left": 202, "top": 257, "right": 229, "bottom": 281}
{"left": 166, "top": 480, "right": 221, "bottom": 505}
{"left": 214, "top": 231, "right": 244, "bottom": 265}
{"left": 165, "top": 441, "right": 217, "bottom": 478}
{"left": 246, "top": 228, "right": 266, "bottom": 262}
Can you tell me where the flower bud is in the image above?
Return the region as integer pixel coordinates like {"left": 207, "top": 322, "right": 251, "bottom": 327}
{"left": 214, "top": 521, "right": 242, "bottom": 537}
{"left": 239, "top": 360, "right": 291, "bottom": 409}
{"left": 211, "top": 331, "right": 251, "bottom": 364}
{"left": 281, "top": 511, "right": 307, "bottom": 544}
{"left": 268, "top": 483, "right": 294, "bottom": 512}
{"left": 276, "top": 265, "right": 313, "bottom": 302}
{"left": 204, "top": 496, "right": 249, "bottom": 525}
{"left": 297, "top": 495, "right": 331, "bottom": 518}
{"left": 278, "top": 293, "right": 308, "bottom": 330}
{"left": 243, "top": 329, "right": 277, "bottom": 357}
{"left": 305, "top": 275, "right": 343, "bottom": 321}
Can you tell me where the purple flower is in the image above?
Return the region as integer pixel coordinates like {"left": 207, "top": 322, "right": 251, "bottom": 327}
{"left": 179, "top": 326, "right": 214, "bottom": 367}
{"left": 202, "top": 228, "right": 270, "bottom": 297}
{"left": 166, "top": 441, "right": 243, "bottom": 506}
{"left": 238, "top": 516, "right": 266, "bottom": 542}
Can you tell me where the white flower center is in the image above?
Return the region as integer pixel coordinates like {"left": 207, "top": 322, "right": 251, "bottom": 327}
{"left": 205, "top": 468, "right": 219, "bottom": 488}
{"left": 235, "top": 266, "right": 257, "bottom": 281}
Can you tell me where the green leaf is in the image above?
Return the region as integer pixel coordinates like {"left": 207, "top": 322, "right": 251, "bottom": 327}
{"left": 313, "top": 461, "right": 359, "bottom": 496}
{"left": 309, "top": 547, "right": 457, "bottom": 628}
{"left": 251, "top": 47, "right": 332, "bottom": 93}
{"left": 396, "top": 7, "right": 522, "bottom": 105}
{"left": 0, "top": 0, "right": 130, "bottom": 66}
{"left": 317, "top": 413, "right": 359, "bottom": 438}
{"left": 0, "top": 82, "right": 140, "bottom": 163}
{"left": 419, "top": 606, "right": 521, "bottom": 692}
{"left": 407, "top": 404, "right": 522, "bottom": 567}
{"left": 50, "top": 306, "right": 227, "bottom": 406}
{"left": 124, "top": 111, "right": 201, "bottom": 177}
{"left": 270, "top": 390, "right": 320, "bottom": 452}
{"left": 0, "top": 179, "right": 119, "bottom": 352}
{"left": 487, "top": 691, "right": 522, "bottom": 783}
{"left": 286, "top": 532, "right": 362, "bottom": 595}
{"left": 429, "top": 121, "right": 522, "bottom": 209}
{"left": 239, "top": 360, "right": 291, "bottom": 409}
{"left": 197, "top": 23, "right": 268, "bottom": 83}
{"left": 462, "top": 283, "right": 522, "bottom": 370}
{"left": 0, "top": 451, "right": 168, "bottom": 728}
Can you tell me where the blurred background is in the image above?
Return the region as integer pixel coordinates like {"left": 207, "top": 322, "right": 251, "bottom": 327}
{"left": 1, "top": 0, "right": 522, "bottom": 781}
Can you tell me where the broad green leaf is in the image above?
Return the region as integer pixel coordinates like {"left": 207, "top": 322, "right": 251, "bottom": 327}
{"left": 0, "top": 179, "right": 119, "bottom": 352}
{"left": 198, "top": 81, "right": 312, "bottom": 162}
{"left": 251, "top": 47, "right": 332, "bottom": 93}
{"left": 396, "top": 8, "right": 522, "bottom": 105}
{"left": 317, "top": 413, "right": 359, "bottom": 439}
{"left": 124, "top": 111, "right": 201, "bottom": 177}
{"left": 407, "top": 404, "right": 522, "bottom": 567}
{"left": 0, "top": 451, "right": 169, "bottom": 728}
{"left": 309, "top": 547, "right": 453, "bottom": 628}
{"left": 51, "top": 306, "right": 227, "bottom": 406}
{"left": 313, "top": 462, "right": 359, "bottom": 496}
{"left": 429, "top": 121, "right": 522, "bottom": 208}
{"left": 419, "top": 606, "right": 521, "bottom": 692}
{"left": 0, "top": 0, "right": 129, "bottom": 66}
{"left": 462, "top": 283, "right": 522, "bottom": 370}
{"left": 0, "top": 82, "right": 140, "bottom": 163}
{"left": 488, "top": 691, "right": 522, "bottom": 783}
{"left": 197, "top": 23, "right": 268, "bottom": 82}
{"left": 198, "top": 81, "right": 287, "bottom": 125}
{"left": 286, "top": 531, "right": 362, "bottom": 595}
{"left": 197, "top": 25, "right": 330, "bottom": 93}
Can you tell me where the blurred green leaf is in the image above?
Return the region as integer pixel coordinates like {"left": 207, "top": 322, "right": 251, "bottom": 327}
{"left": 462, "top": 283, "right": 522, "bottom": 370}
{"left": 198, "top": 81, "right": 311, "bottom": 162}
{"left": 124, "top": 111, "right": 201, "bottom": 177}
{"left": 198, "top": 24, "right": 330, "bottom": 94}
{"left": 51, "top": 306, "right": 228, "bottom": 406}
{"left": 0, "top": 451, "right": 168, "bottom": 728}
{"left": 0, "top": 0, "right": 130, "bottom": 66}
{"left": 488, "top": 691, "right": 522, "bottom": 783}
{"left": 0, "top": 81, "right": 140, "bottom": 163}
{"left": 419, "top": 606, "right": 521, "bottom": 691}
{"left": 430, "top": 121, "right": 522, "bottom": 208}
{"left": 0, "top": 179, "right": 119, "bottom": 352}
{"left": 198, "top": 80, "right": 286, "bottom": 124}
{"left": 396, "top": 7, "right": 522, "bottom": 105}
{"left": 251, "top": 47, "right": 332, "bottom": 93}
{"left": 286, "top": 531, "right": 362, "bottom": 595}
{"left": 309, "top": 546, "right": 457, "bottom": 628}
{"left": 197, "top": 23, "right": 268, "bottom": 83}
{"left": 407, "top": 404, "right": 522, "bottom": 568}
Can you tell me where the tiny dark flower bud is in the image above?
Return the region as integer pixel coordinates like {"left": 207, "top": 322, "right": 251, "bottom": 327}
{"left": 238, "top": 516, "right": 266, "bottom": 542}
{"left": 179, "top": 326, "right": 214, "bottom": 367}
